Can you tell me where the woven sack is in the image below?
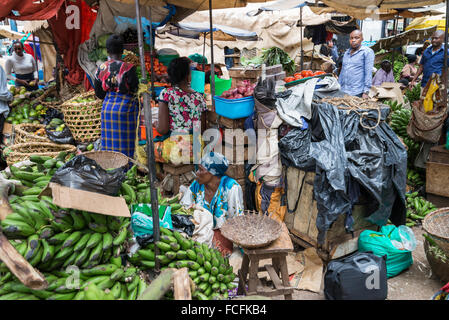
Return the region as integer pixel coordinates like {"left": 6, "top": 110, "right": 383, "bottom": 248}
{"left": 61, "top": 91, "right": 102, "bottom": 143}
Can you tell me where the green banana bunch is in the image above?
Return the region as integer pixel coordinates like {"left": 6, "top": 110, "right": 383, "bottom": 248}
{"left": 405, "top": 192, "right": 437, "bottom": 226}
{"left": 0, "top": 260, "right": 147, "bottom": 300}
{"left": 389, "top": 108, "right": 411, "bottom": 139}
{"left": 128, "top": 227, "right": 236, "bottom": 300}
{"left": 384, "top": 100, "right": 403, "bottom": 113}
{"left": 405, "top": 83, "right": 422, "bottom": 103}
{"left": 407, "top": 168, "right": 425, "bottom": 187}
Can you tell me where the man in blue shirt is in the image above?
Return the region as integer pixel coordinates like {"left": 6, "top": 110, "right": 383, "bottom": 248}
{"left": 410, "top": 30, "right": 449, "bottom": 88}
{"left": 338, "top": 30, "right": 375, "bottom": 98}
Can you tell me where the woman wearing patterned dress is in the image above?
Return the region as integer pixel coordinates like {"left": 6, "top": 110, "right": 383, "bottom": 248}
{"left": 154, "top": 57, "right": 207, "bottom": 165}
{"left": 180, "top": 152, "right": 244, "bottom": 256}
{"left": 94, "top": 35, "right": 139, "bottom": 158}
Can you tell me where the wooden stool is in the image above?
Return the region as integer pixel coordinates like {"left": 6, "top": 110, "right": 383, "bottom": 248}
{"left": 162, "top": 163, "right": 195, "bottom": 195}
{"left": 237, "top": 223, "right": 294, "bottom": 300}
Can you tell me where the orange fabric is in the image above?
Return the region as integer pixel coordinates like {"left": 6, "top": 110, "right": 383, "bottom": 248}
{"left": 212, "top": 229, "right": 233, "bottom": 258}
{"left": 255, "top": 182, "right": 286, "bottom": 223}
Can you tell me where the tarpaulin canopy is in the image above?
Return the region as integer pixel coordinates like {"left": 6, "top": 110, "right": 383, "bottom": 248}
{"left": 405, "top": 15, "right": 446, "bottom": 31}
{"left": 247, "top": 0, "right": 306, "bottom": 16}
{"left": 109, "top": 0, "right": 271, "bottom": 10}
{"left": 370, "top": 26, "right": 437, "bottom": 52}
{"left": 0, "top": 26, "right": 23, "bottom": 40}
{"left": 0, "top": 0, "right": 65, "bottom": 21}
{"left": 158, "top": 21, "right": 258, "bottom": 41}
{"left": 319, "top": 0, "right": 445, "bottom": 20}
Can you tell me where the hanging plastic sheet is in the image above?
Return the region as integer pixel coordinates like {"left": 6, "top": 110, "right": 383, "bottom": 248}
{"left": 290, "top": 102, "right": 407, "bottom": 244}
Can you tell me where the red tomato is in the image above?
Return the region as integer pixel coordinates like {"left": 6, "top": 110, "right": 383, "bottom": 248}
{"left": 314, "top": 71, "right": 326, "bottom": 76}
{"left": 284, "top": 77, "right": 295, "bottom": 83}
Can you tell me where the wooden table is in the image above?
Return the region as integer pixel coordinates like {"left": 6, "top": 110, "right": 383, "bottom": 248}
{"left": 237, "top": 222, "right": 294, "bottom": 300}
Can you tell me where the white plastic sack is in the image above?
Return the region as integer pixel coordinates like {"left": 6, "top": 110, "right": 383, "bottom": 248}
{"left": 191, "top": 205, "right": 214, "bottom": 248}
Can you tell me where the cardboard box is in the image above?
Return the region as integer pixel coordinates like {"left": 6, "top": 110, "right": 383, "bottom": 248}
{"left": 40, "top": 183, "right": 131, "bottom": 217}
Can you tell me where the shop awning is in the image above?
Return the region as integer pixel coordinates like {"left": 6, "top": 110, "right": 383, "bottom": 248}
{"left": 319, "top": 0, "right": 445, "bottom": 20}
{"left": 0, "top": 0, "right": 65, "bottom": 21}
{"left": 370, "top": 25, "right": 437, "bottom": 52}
{"left": 0, "top": 26, "right": 23, "bottom": 40}
{"left": 104, "top": 0, "right": 271, "bottom": 10}
{"left": 158, "top": 22, "right": 258, "bottom": 41}
{"left": 405, "top": 15, "right": 446, "bottom": 31}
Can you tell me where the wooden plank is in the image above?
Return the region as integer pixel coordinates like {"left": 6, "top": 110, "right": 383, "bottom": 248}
{"left": 426, "top": 193, "right": 449, "bottom": 208}
{"left": 286, "top": 167, "right": 305, "bottom": 212}
{"left": 264, "top": 265, "right": 283, "bottom": 290}
{"left": 162, "top": 164, "right": 195, "bottom": 175}
{"left": 223, "top": 142, "right": 249, "bottom": 164}
{"left": 218, "top": 116, "right": 246, "bottom": 129}
{"left": 428, "top": 145, "right": 449, "bottom": 164}
{"left": 289, "top": 228, "right": 317, "bottom": 248}
{"left": 293, "top": 174, "right": 314, "bottom": 235}
{"left": 173, "top": 268, "right": 192, "bottom": 300}
{"left": 225, "top": 164, "right": 246, "bottom": 180}
{"left": 426, "top": 161, "right": 449, "bottom": 197}
{"left": 244, "top": 223, "right": 293, "bottom": 255}
{"left": 307, "top": 199, "right": 319, "bottom": 240}
{"left": 0, "top": 233, "right": 48, "bottom": 290}
{"left": 222, "top": 129, "right": 249, "bottom": 146}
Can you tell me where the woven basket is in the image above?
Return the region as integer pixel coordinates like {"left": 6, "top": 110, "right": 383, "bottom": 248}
{"left": 35, "top": 85, "right": 62, "bottom": 109}
{"left": 424, "top": 239, "right": 449, "bottom": 283}
{"left": 83, "top": 151, "right": 130, "bottom": 170}
{"left": 14, "top": 123, "right": 50, "bottom": 144}
{"left": 61, "top": 91, "right": 102, "bottom": 143}
{"left": 4, "top": 142, "right": 77, "bottom": 167}
{"left": 220, "top": 211, "right": 282, "bottom": 249}
{"left": 423, "top": 208, "right": 449, "bottom": 256}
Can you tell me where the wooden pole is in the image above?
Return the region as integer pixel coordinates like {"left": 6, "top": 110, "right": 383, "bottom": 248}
{"left": 300, "top": 6, "right": 304, "bottom": 71}
{"left": 444, "top": 0, "right": 449, "bottom": 105}
{"left": 135, "top": 0, "right": 160, "bottom": 271}
{"left": 209, "top": 0, "right": 215, "bottom": 110}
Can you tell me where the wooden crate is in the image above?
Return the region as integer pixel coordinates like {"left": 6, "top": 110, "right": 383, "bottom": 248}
{"left": 426, "top": 145, "right": 449, "bottom": 198}
{"left": 225, "top": 164, "right": 246, "bottom": 180}
{"left": 426, "top": 193, "right": 449, "bottom": 208}
{"left": 162, "top": 164, "right": 195, "bottom": 195}
{"left": 284, "top": 167, "right": 378, "bottom": 261}
{"left": 223, "top": 142, "right": 256, "bottom": 165}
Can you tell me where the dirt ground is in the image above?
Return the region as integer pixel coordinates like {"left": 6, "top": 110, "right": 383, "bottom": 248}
{"left": 255, "top": 226, "right": 445, "bottom": 300}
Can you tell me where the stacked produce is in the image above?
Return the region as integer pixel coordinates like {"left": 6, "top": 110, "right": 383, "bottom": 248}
{"left": 128, "top": 227, "right": 236, "bottom": 300}
{"left": 407, "top": 168, "right": 425, "bottom": 188}
{"left": 240, "top": 46, "right": 295, "bottom": 75}
{"left": 88, "top": 33, "right": 110, "bottom": 62}
{"left": 284, "top": 70, "right": 325, "bottom": 83}
{"left": 405, "top": 84, "right": 422, "bottom": 104}
{"left": 45, "top": 118, "right": 66, "bottom": 134}
{"left": 220, "top": 80, "right": 255, "bottom": 99}
{"left": 405, "top": 192, "right": 437, "bottom": 226}
{"left": 6, "top": 86, "right": 49, "bottom": 125}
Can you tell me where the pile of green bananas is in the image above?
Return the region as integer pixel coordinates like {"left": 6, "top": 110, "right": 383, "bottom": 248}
{"left": 384, "top": 100, "right": 403, "bottom": 113}
{"left": 407, "top": 168, "right": 425, "bottom": 187}
{"left": 405, "top": 191, "right": 437, "bottom": 227}
{"left": 128, "top": 227, "right": 236, "bottom": 300}
{"left": 390, "top": 108, "right": 411, "bottom": 138}
{"left": 405, "top": 84, "right": 421, "bottom": 104}
{"left": 0, "top": 259, "right": 148, "bottom": 300}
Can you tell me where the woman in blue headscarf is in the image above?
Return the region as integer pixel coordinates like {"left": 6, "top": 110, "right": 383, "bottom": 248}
{"left": 181, "top": 152, "right": 244, "bottom": 229}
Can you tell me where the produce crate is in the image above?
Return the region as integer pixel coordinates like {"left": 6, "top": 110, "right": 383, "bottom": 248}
{"left": 283, "top": 167, "right": 378, "bottom": 262}
{"left": 61, "top": 91, "right": 102, "bottom": 143}
{"left": 426, "top": 145, "right": 449, "bottom": 198}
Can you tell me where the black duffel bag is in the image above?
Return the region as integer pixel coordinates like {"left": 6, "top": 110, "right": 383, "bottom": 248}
{"left": 324, "top": 251, "right": 388, "bottom": 300}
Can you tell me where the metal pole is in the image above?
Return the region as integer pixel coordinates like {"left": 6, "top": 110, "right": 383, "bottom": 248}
{"left": 444, "top": 0, "right": 449, "bottom": 105}
{"left": 32, "top": 33, "right": 38, "bottom": 83}
{"left": 209, "top": 0, "right": 215, "bottom": 110}
{"left": 300, "top": 6, "right": 304, "bottom": 71}
{"left": 391, "top": 17, "right": 397, "bottom": 69}
{"left": 135, "top": 0, "right": 160, "bottom": 272}
{"left": 149, "top": 8, "right": 155, "bottom": 102}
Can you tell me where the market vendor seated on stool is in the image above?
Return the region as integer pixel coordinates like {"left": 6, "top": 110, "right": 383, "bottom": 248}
{"left": 372, "top": 60, "right": 395, "bottom": 87}
{"left": 154, "top": 57, "right": 207, "bottom": 165}
{"left": 180, "top": 152, "right": 244, "bottom": 257}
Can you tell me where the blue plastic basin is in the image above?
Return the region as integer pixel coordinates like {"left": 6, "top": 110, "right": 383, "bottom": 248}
{"left": 213, "top": 96, "right": 255, "bottom": 119}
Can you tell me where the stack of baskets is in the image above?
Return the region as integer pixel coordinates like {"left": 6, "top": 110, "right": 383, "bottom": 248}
{"left": 61, "top": 91, "right": 102, "bottom": 143}
{"left": 423, "top": 208, "right": 449, "bottom": 282}
{"left": 82, "top": 150, "right": 130, "bottom": 170}
{"left": 14, "top": 123, "right": 50, "bottom": 144}
{"left": 4, "top": 142, "right": 77, "bottom": 167}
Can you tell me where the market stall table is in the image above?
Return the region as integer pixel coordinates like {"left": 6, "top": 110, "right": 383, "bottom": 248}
{"left": 237, "top": 222, "right": 294, "bottom": 300}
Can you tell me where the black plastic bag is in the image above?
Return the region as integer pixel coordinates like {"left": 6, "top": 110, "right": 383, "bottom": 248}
{"left": 50, "top": 155, "right": 126, "bottom": 196}
{"left": 254, "top": 77, "right": 276, "bottom": 108}
{"left": 171, "top": 214, "right": 195, "bottom": 237}
{"left": 42, "top": 107, "right": 64, "bottom": 125}
{"left": 278, "top": 126, "right": 315, "bottom": 171}
{"left": 46, "top": 126, "right": 76, "bottom": 145}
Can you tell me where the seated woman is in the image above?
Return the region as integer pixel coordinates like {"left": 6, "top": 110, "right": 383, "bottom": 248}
{"left": 180, "top": 152, "right": 244, "bottom": 256}
{"left": 155, "top": 57, "right": 207, "bottom": 165}
{"left": 400, "top": 54, "right": 418, "bottom": 85}
{"left": 372, "top": 60, "right": 395, "bottom": 86}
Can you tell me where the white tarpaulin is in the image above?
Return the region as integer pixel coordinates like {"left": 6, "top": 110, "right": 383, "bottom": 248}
{"left": 155, "top": 4, "right": 332, "bottom": 65}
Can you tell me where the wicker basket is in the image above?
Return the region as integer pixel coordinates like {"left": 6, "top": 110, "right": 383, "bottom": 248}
{"left": 61, "top": 91, "right": 102, "bottom": 143}
{"left": 424, "top": 239, "right": 449, "bottom": 283}
{"left": 220, "top": 211, "right": 282, "bottom": 249}
{"left": 4, "top": 142, "right": 77, "bottom": 167}
{"left": 422, "top": 208, "right": 449, "bottom": 256}
{"left": 34, "top": 85, "right": 62, "bottom": 109}
{"left": 14, "top": 123, "right": 50, "bottom": 144}
{"left": 83, "top": 151, "right": 130, "bottom": 170}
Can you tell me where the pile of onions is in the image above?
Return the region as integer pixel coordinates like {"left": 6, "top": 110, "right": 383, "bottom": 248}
{"left": 221, "top": 80, "right": 256, "bottom": 99}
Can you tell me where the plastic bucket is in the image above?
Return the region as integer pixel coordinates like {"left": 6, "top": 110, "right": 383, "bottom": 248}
{"left": 213, "top": 96, "right": 254, "bottom": 119}
{"left": 212, "top": 75, "right": 232, "bottom": 96}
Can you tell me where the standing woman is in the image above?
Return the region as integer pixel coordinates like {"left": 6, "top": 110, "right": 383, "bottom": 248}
{"left": 5, "top": 41, "right": 38, "bottom": 91}
{"left": 0, "top": 65, "right": 13, "bottom": 142}
{"left": 94, "top": 35, "right": 139, "bottom": 158}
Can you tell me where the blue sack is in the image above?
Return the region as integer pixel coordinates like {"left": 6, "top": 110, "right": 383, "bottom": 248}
{"left": 131, "top": 204, "right": 173, "bottom": 238}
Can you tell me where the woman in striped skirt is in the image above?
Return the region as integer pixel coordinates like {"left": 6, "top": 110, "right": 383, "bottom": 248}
{"left": 94, "top": 35, "right": 139, "bottom": 158}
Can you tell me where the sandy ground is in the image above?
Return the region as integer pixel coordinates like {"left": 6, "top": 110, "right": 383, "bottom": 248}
{"left": 232, "top": 226, "right": 446, "bottom": 300}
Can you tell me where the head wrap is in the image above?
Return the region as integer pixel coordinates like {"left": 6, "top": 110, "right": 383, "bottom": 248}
{"left": 200, "top": 152, "right": 229, "bottom": 177}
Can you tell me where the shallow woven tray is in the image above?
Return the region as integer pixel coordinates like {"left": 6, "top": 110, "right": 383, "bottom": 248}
{"left": 61, "top": 91, "right": 102, "bottom": 143}
{"left": 220, "top": 212, "right": 282, "bottom": 249}
{"left": 423, "top": 208, "right": 449, "bottom": 256}
{"left": 14, "top": 123, "right": 50, "bottom": 144}
{"left": 4, "top": 142, "right": 77, "bottom": 167}
{"left": 83, "top": 150, "right": 130, "bottom": 170}
{"left": 424, "top": 239, "right": 449, "bottom": 283}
